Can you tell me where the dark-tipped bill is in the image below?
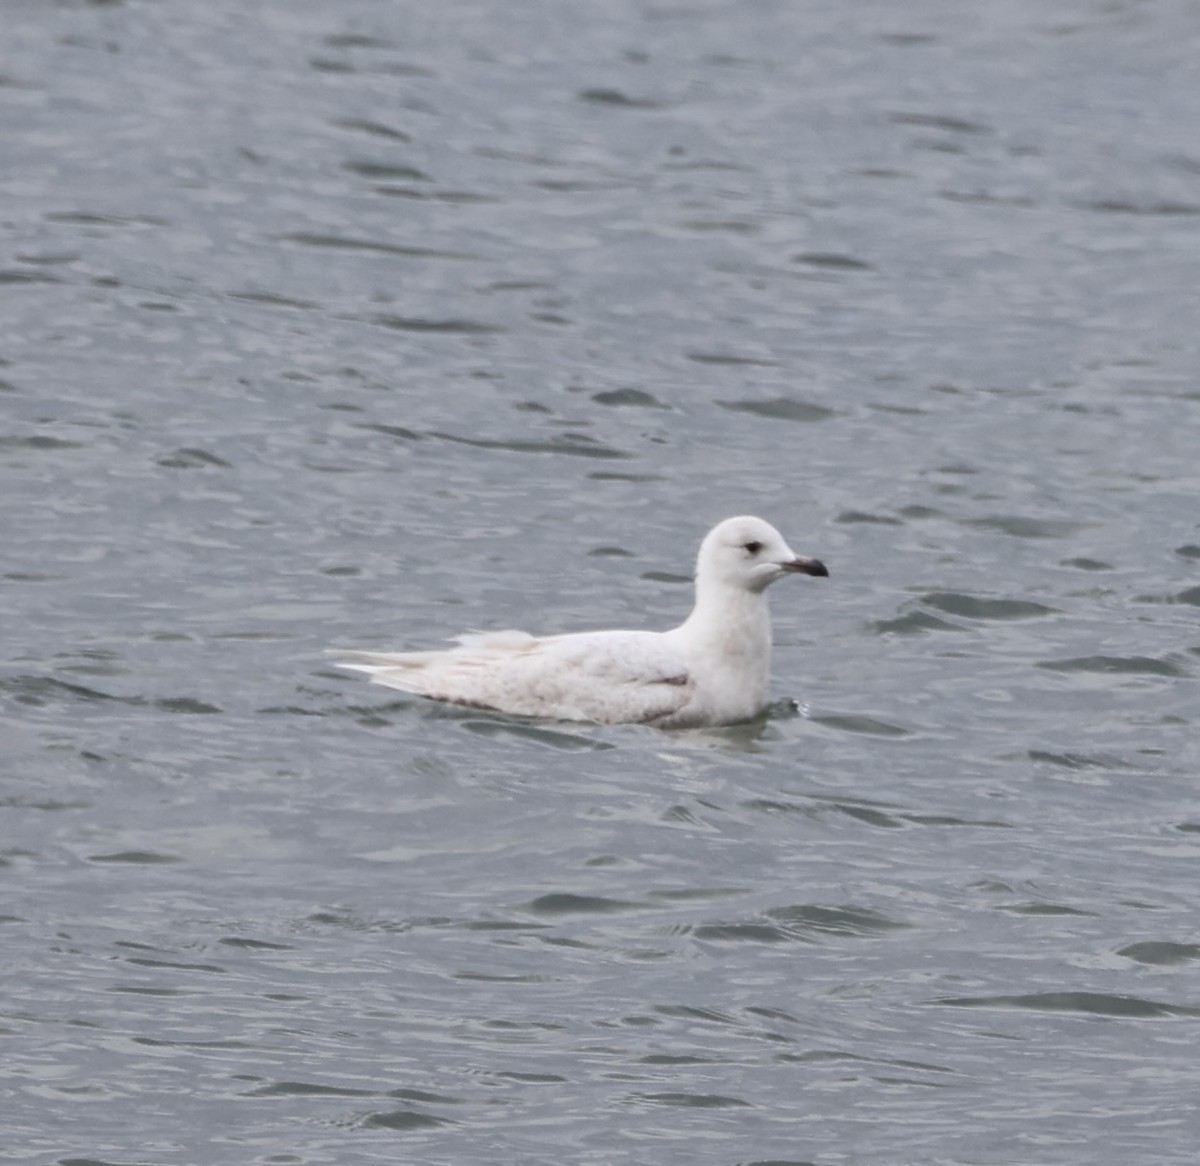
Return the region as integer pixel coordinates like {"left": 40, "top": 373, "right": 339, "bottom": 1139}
{"left": 785, "top": 556, "right": 829, "bottom": 577}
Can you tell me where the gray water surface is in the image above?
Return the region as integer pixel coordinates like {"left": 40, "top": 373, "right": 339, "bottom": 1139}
{"left": 3, "top": 2, "right": 1200, "bottom": 1163}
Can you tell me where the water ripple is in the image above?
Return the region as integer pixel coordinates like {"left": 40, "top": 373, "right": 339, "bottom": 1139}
{"left": 428, "top": 431, "right": 630, "bottom": 460}
{"left": 1117, "top": 942, "right": 1200, "bottom": 966}
{"left": 694, "top": 904, "right": 911, "bottom": 944}
{"left": 919, "top": 592, "right": 1058, "bottom": 621}
{"left": 933, "top": 992, "right": 1200, "bottom": 1018}
{"left": 717, "top": 397, "right": 837, "bottom": 423}
{"left": 1037, "top": 655, "right": 1188, "bottom": 678}
{"left": 279, "top": 232, "right": 480, "bottom": 261}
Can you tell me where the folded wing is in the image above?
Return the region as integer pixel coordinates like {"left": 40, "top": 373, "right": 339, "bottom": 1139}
{"left": 331, "top": 628, "right": 694, "bottom": 725}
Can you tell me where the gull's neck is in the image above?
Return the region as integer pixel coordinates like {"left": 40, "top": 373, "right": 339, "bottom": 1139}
{"left": 678, "top": 577, "right": 773, "bottom": 675}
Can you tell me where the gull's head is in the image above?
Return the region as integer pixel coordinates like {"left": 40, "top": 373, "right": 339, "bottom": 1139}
{"left": 697, "top": 516, "right": 829, "bottom": 595}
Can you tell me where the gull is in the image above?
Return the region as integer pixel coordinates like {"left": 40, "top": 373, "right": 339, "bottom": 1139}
{"left": 330, "top": 515, "right": 828, "bottom": 728}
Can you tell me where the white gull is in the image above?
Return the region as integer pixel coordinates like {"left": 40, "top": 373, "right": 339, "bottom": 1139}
{"left": 330, "top": 515, "right": 828, "bottom": 728}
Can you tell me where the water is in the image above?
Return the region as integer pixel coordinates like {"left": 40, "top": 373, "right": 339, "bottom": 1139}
{"left": 3, "top": 0, "right": 1200, "bottom": 1162}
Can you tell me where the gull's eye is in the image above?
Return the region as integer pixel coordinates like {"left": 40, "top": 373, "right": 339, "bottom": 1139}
{"left": 743, "top": 540, "right": 763, "bottom": 555}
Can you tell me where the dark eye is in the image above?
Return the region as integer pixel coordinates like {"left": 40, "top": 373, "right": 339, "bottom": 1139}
{"left": 743, "top": 540, "right": 763, "bottom": 555}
